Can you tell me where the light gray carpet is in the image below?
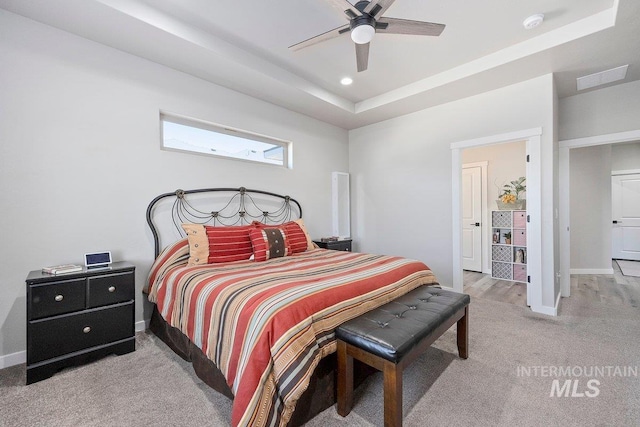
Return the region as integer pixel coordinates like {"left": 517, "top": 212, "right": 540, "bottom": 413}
{"left": 1, "top": 292, "right": 639, "bottom": 426}
{"left": 617, "top": 260, "right": 640, "bottom": 277}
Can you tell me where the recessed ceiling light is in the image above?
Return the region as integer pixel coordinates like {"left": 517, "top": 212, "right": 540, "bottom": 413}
{"left": 523, "top": 14, "right": 544, "bottom": 30}
{"left": 340, "top": 77, "right": 353, "bottom": 86}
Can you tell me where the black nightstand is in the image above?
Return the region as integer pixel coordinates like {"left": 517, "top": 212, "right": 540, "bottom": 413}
{"left": 26, "top": 262, "right": 136, "bottom": 384}
{"left": 314, "top": 239, "right": 352, "bottom": 252}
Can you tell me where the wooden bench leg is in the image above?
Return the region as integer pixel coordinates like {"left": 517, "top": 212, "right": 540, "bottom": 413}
{"left": 337, "top": 340, "right": 354, "bottom": 417}
{"left": 383, "top": 360, "right": 403, "bottom": 427}
{"left": 457, "top": 305, "right": 469, "bottom": 359}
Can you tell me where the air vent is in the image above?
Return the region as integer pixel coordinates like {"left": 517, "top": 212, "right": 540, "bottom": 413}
{"left": 577, "top": 65, "right": 629, "bottom": 91}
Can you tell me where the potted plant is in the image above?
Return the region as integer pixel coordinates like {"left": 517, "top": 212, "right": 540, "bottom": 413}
{"left": 497, "top": 176, "right": 526, "bottom": 210}
{"left": 503, "top": 231, "right": 512, "bottom": 245}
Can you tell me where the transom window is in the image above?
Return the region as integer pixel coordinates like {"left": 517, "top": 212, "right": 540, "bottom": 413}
{"left": 161, "top": 113, "right": 291, "bottom": 168}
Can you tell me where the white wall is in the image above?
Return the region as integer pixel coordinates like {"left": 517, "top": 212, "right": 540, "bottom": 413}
{"left": 611, "top": 142, "right": 640, "bottom": 171}
{"left": 0, "top": 11, "right": 349, "bottom": 360}
{"left": 462, "top": 141, "right": 527, "bottom": 208}
{"left": 559, "top": 80, "right": 640, "bottom": 140}
{"left": 349, "top": 75, "right": 557, "bottom": 309}
{"left": 569, "top": 145, "right": 612, "bottom": 271}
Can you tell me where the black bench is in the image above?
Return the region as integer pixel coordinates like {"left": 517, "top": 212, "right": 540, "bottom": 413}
{"left": 336, "top": 286, "right": 470, "bottom": 427}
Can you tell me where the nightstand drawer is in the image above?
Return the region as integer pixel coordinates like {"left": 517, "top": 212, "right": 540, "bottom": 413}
{"left": 29, "top": 279, "right": 86, "bottom": 320}
{"left": 88, "top": 272, "right": 134, "bottom": 308}
{"left": 28, "top": 301, "right": 134, "bottom": 364}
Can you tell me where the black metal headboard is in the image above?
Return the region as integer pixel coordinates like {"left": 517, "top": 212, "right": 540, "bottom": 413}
{"left": 146, "top": 187, "right": 302, "bottom": 257}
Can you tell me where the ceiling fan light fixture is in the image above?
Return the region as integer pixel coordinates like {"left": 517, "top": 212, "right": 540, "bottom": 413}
{"left": 351, "top": 24, "right": 375, "bottom": 44}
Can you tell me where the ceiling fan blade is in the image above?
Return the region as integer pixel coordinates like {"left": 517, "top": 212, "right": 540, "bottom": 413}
{"left": 376, "top": 17, "right": 445, "bottom": 36}
{"left": 355, "top": 42, "right": 370, "bottom": 72}
{"left": 324, "top": 0, "right": 362, "bottom": 20}
{"left": 364, "top": 0, "right": 397, "bottom": 19}
{"left": 289, "top": 24, "right": 350, "bottom": 51}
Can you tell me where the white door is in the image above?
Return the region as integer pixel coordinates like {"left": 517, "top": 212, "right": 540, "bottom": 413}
{"left": 612, "top": 173, "right": 640, "bottom": 260}
{"left": 462, "top": 166, "right": 482, "bottom": 271}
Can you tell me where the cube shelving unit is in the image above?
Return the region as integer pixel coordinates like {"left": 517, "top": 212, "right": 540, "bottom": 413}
{"left": 491, "top": 210, "right": 527, "bottom": 283}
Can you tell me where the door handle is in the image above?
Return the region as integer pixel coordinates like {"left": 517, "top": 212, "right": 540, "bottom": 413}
{"left": 613, "top": 220, "right": 619, "bottom": 224}
{"left": 470, "top": 222, "right": 480, "bottom": 226}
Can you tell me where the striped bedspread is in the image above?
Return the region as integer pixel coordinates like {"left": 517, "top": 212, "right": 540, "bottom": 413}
{"left": 146, "top": 246, "right": 437, "bottom": 426}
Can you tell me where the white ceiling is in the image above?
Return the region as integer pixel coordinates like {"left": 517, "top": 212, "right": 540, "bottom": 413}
{"left": 1, "top": 0, "right": 638, "bottom": 129}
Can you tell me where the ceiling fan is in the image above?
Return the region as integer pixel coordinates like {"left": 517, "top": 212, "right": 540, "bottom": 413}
{"left": 289, "top": 0, "right": 445, "bottom": 72}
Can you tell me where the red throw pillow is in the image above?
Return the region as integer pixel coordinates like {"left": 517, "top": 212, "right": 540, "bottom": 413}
{"left": 281, "top": 221, "right": 309, "bottom": 254}
{"left": 182, "top": 223, "right": 259, "bottom": 264}
{"left": 205, "top": 225, "right": 256, "bottom": 263}
{"left": 249, "top": 227, "right": 291, "bottom": 262}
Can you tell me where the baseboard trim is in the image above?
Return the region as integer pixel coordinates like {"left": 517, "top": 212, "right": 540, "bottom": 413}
{"left": 0, "top": 350, "right": 26, "bottom": 369}
{"left": 530, "top": 292, "right": 561, "bottom": 316}
{"left": 135, "top": 319, "right": 149, "bottom": 332}
{"left": 531, "top": 304, "right": 556, "bottom": 316}
{"left": 1, "top": 321, "right": 149, "bottom": 370}
{"left": 570, "top": 268, "right": 614, "bottom": 275}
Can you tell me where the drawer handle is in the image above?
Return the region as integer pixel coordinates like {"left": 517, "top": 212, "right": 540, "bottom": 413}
{"left": 108, "top": 286, "right": 116, "bottom": 293}
{"left": 54, "top": 294, "right": 64, "bottom": 302}
{"left": 83, "top": 326, "right": 91, "bottom": 334}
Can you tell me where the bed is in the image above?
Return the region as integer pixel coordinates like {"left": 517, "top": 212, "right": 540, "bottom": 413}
{"left": 144, "top": 188, "right": 439, "bottom": 426}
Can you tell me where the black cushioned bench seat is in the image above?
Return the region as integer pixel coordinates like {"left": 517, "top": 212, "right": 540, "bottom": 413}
{"left": 336, "top": 286, "right": 470, "bottom": 427}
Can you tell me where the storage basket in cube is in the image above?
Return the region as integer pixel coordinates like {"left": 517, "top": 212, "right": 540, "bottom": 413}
{"left": 513, "top": 264, "right": 527, "bottom": 282}
{"left": 492, "top": 211, "right": 511, "bottom": 228}
{"left": 492, "top": 261, "right": 512, "bottom": 280}
{"left": 492, "top": 245, "right": 512, "bottom": 262}
{"left": 513, "top": 211, "right": 527, "bottom": 228}
{"left": 514, "top": 230, "right": 526, "bottom": 246}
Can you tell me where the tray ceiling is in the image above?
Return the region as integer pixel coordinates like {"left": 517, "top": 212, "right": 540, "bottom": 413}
{"left": 1, "top": 0, "right": 638, "bottom": 129}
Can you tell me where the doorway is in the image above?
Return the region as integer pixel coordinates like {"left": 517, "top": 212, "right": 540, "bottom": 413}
{"left": 461, "top": 143, "right": 527, "bottom": 306}
{"left": 559, "top": 129, "right": 640, "bottom": 297}
{"left": 451, "top": 127, "right": 543, "bottom": 313}
{"left": 564, "top": 142, "right": 640, "bottom": 281}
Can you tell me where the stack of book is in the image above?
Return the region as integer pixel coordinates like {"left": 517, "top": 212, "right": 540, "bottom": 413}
{"left": 320, "top": 236, "right": 339, "bottom": 242}
{"left": 42, "top": 264, "right": 83, "bottom": 275}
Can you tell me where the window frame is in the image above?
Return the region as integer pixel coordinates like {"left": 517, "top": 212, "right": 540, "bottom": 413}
{"left": 160, "top": 112, "right": 292, "bottom": 169}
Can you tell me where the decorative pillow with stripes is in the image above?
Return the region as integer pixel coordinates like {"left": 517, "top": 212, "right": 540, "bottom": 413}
{"left": 249, "top": 227, "right": 291, "bottom": 262}
{"left": 281, "top": 220, "right": 312, "bottom": 253}
{"left": 182, "top": 223, "right": 256, "bottom": 265}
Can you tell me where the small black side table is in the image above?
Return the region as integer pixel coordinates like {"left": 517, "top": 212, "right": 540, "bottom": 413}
{"left": 313, "top": 239, "right": 352, "bottom": 252}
